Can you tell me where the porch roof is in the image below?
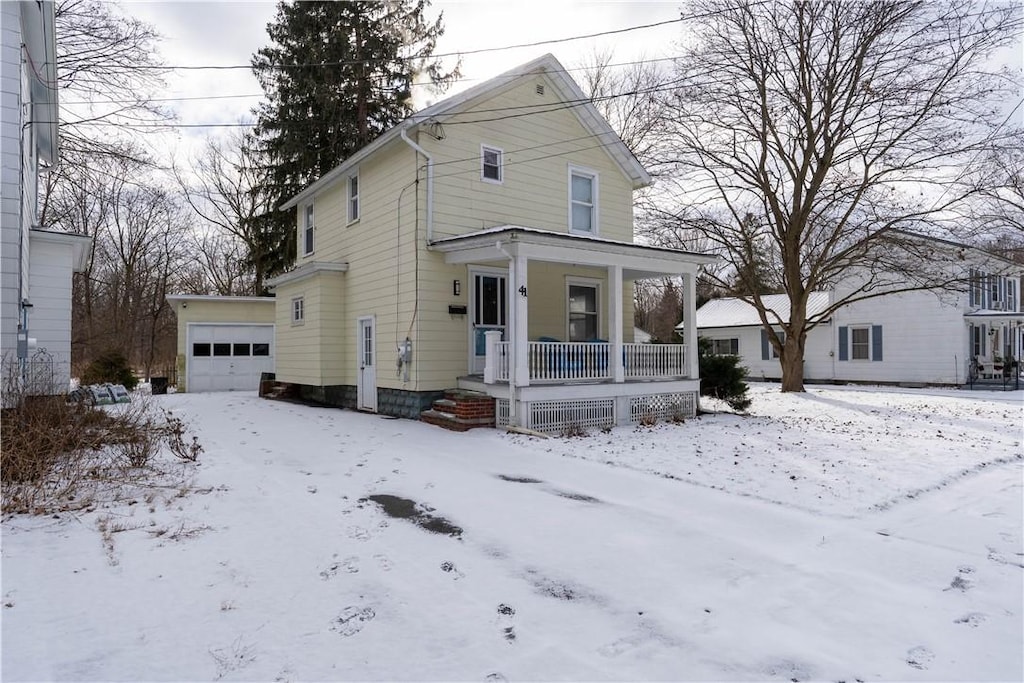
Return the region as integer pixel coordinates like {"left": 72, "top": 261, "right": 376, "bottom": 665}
{"left": 429, "top": 226, "right": 718, "bottom": 278}
{"left": 964, "top": 309, "right": 1024, "bottom": 323}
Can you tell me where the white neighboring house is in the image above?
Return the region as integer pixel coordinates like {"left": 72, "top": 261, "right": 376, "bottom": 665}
{"left": 1, "top": 1, "right": 91, "bottom": 398}
{"left": 692, "top": 253, "right": 1024, "bottom": 386}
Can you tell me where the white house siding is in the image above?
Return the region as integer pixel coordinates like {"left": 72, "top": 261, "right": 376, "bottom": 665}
{"left": 26, "top": 236, "right": 73, "bottom": 364}
{"left": 831, "top": 288, "right": 967, "bottom": 385}
{"left": 1, "top": 1, "right": 26, "bottom": 357}
{"left": 700, "top": 325, "right": 834, "bottom": 381}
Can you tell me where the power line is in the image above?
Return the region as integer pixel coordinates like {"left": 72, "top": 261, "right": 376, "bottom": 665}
{"left": 58, "top": 56, "right": 682, "bottom": 106}
{"left": 125, "top": 17, "right": 686, "bottom": 71}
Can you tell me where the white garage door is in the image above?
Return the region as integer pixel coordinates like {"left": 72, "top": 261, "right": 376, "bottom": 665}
{"left": 187, "top": 324, "right": 275, "bottom": 392}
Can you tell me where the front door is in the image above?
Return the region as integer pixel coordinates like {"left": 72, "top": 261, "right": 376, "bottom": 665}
{"left": 357, "top": 316, "right": 377, "bottom": 412}
{"left": 470, "top": 270, "right": 507, "bottom": 373}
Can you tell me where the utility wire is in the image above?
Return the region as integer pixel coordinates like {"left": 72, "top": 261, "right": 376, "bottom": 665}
{"left": 58, "top": 56, "right": 682, "bottom": 106}
{"left": 125, "top": 17, "right": 687, "bottom": 71}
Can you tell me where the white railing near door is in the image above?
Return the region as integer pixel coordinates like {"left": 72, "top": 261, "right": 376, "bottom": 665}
{"left": 485, "top": 340, "right": 688, "bottom": 383}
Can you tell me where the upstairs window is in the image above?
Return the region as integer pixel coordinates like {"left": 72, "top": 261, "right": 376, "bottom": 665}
{"left": 303, "top": 203, "right": 314, "bottom": 256}
{"left": 569, "top": 167, "right": 597, "bottom": 234}
{"left": 481, "top": 145, "right": 503, "bottom": 183}
{"left": 348, "top": 173, "right": 360, "bottom": 223}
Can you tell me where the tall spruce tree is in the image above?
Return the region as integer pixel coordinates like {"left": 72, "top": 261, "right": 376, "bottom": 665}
{"left": 251, "top": 0, "right": 456, "bottom": 274}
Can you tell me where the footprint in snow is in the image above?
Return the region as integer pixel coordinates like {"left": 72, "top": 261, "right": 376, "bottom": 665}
{"left": 441, "top": 561, "right": 465, "bottom": 580}
{"left": 347, "top": 526, "right": 371, "bottom": 541}
{"left": 497, "top": 604, "right": 516, "bottom": 643}
{"left": 484, "top": 674, "right": 507, "bottom": 682}
{"left": 944, "top": 566, "right": 975, "bottom": 592}
{"left": 374, "top": 554, "right": 393, "bottom": 571}
{"left": 331, "top": 606, "right": 375, "bottom": 637}
{"left": 954, "top": 612, "right": 987, "bottom": 627}
{"left": 906, "top": 646, "right": 934, "bottom": 670}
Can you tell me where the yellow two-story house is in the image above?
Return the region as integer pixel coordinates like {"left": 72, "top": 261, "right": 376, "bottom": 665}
{"left": 268, "top": 54, "right": 716, "bottom": 433}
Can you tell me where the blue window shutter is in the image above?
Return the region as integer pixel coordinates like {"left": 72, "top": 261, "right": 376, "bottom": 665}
{"left": 838, "top": 326, "right": 848, "bottom": 361}
{"left": 872, "top": 325, "right": 883, "bottom": 361}
{"left": 761, "top": 329, "right": 769, "bottom": 360}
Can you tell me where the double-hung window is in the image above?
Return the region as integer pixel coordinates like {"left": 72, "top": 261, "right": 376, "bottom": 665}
{"left": 481, "top": 145, "right": 502, "bottom": 183}
{"left": 292, "top": 297, "right": 305, "bottom": 325}
{"left": 850, "top": 326, "right": 870, "bottom": 360}
{"left": 569, "top": 166, "right": 597, "bottom": 234}
{"left": 348, "top": 173, "right": 359, "bottom": 223}
{"left": 303, "top": 203, "right": 314, "bottom": 256}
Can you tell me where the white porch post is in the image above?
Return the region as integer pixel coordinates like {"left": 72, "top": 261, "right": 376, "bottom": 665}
{"left": 608, "top": 264, "right": 624, "bottom": 383}
{"left": 683, "top": 271, "right": 699, "bottom": 379}
{"left": 483, "top": 330, "right": 501, "bottom": 384}
{"left": 513, "top": 254, "right": 530, "bottom": 388}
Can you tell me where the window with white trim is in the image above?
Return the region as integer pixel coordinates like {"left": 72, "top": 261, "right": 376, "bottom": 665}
{"left": 481, "top": 145, "right": 502, "bottom": 183}
{"left": 292, "top": 296, "right": 305, "bottom": 325}
{"left": 567, "top": 282, "right": 599, "bottom": 341}
{"left": 569, "top": 167, "right": 597, "bottom": 234}
{"left": 347, "top": 173, "right": 359, "bottom": 223}
{"left": 850, "top": 326, "right": 870, "bottom": 360}
{"left": 711, "top": 338, "right": 739, "bottom": 356}
{"left": 302, "top": 203, "right": 314, "bottom": 255}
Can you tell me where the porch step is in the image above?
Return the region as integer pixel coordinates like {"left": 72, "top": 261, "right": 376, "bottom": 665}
{"left": 419, "top": 390, "right": 496, "bottom": 431}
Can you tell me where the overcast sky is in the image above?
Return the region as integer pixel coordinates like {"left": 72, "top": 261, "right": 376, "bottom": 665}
{"left": 121, "top": 0, "right": 685, "bottom": 165}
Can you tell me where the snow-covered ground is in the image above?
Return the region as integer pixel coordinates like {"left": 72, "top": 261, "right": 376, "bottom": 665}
{"left": 2, "top": 385, "right": 1021, "bottom": 681}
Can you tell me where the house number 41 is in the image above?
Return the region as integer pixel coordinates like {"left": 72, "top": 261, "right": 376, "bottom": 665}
{"left": 518, "top": 285, "right": 527, "bottom": 297}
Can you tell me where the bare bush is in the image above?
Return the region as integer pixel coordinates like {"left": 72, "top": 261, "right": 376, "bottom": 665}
{"left": 1, "top": 392, "right": 203, "bottom": 516}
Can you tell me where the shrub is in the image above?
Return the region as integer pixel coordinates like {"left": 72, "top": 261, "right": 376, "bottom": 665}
{"left": 1, "top": 393, "right": 202, "bottom": 515}
{"left": 81, "top": 351, "right": 138, "bottom": 391}
{"left": 698, "top": 338, "right": 752, "bottom": 412}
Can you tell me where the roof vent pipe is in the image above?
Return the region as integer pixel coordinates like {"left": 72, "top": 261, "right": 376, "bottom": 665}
{"left": 399, "top": 127, "right": 434, "bottom": 245}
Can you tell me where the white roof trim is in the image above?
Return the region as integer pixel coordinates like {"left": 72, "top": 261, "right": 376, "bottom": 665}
{"left": 280, "top": 53, "right": 651, "bottom": 211}
{"left": 28, "top": 229, "right": 91, "bottom": 272}
{"left": 266, "top": 261, "right": 349, "bottom": 288}
{"left": 430, "top": 225, "right": 718, "bottom": 266}
{"left": 166, "top": 295, "right": 275, "bottom": 304}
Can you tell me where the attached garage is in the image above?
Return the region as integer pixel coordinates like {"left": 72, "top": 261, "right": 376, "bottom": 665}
{"left": 167, "top": 295, "right": 276, "bottom": 393}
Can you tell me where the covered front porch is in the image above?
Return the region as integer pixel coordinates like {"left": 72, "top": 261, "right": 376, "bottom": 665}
{"left": 430, "top": 226, "right": 717, "bottom": 432}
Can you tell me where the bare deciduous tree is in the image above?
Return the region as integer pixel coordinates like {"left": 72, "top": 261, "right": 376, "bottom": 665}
{"left": 652, "top": 0, "right": 1022, "bottom": 391}
{"left": 175, "top": 130, "right": 276, "bottom": 294}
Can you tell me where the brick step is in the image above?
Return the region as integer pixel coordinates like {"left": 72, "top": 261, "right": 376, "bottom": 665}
{"left": 420, "top": 389, "right": 496, "bottom": 431}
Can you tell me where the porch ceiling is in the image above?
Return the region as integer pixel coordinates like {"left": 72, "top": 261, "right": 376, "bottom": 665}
{"left": 430, "top": 226, "right": 718, "bottom": 278}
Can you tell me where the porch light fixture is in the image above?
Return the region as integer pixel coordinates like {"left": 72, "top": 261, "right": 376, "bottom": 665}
{"left": 453, "top": 279, "right": 461, "bottom": 296}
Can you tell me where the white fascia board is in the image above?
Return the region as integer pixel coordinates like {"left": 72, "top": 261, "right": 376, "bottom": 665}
{"left": 266, "top": 261, "right": 349, "bottom": 288}
{"left": 28, "top": 229, "right": 91, "bottom": 271}
{"left": 166, "top": 295, "right": 276, "bottom": 304}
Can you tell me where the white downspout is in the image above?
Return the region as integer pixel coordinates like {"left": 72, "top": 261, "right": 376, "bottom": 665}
{"left": 495, "top": 240, "right": 516, "bottom": 425}
{"left": 399, "top": 127, "right": 433, "bottom": 244}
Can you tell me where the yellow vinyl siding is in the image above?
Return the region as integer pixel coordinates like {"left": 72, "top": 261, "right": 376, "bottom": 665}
{"left": 274, "top": 279, "right": 322, "bottom": 385}
{"left": 422, "top": 74, "right": 635, "bottom": 243}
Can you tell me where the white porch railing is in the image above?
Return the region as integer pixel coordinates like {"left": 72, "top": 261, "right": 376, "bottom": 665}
{"left": 623, "top": 343, "right": 687, "bottom": 379}
{"left": 485, "top": 339, "right": 688, "bottom": 383}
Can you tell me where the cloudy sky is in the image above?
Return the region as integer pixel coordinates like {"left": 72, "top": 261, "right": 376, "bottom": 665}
{"left": 122, "top": 0, "right": 686, "bottom": 164}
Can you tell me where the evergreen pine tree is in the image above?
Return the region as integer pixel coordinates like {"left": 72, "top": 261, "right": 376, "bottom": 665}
{"left": 251, "top": 0, "right": 456, "bottom": 274}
